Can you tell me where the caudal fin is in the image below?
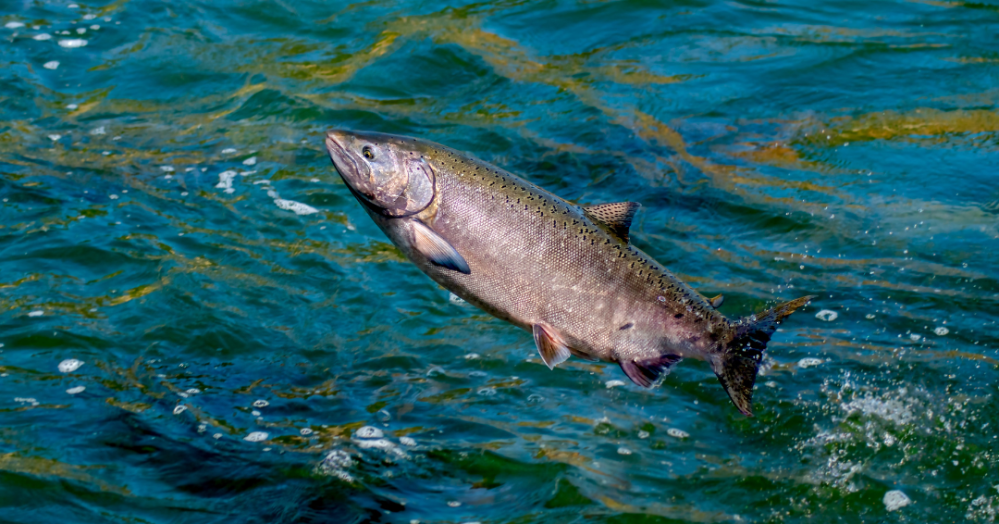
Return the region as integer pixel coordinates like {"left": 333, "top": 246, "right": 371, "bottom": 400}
{"left": 712, "top": 296, "right": 816, "bottom": 416}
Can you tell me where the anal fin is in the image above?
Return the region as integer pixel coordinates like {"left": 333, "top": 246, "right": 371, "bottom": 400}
{"left": 533, "top": 323, "right": 571, "bottom": 370}
{"left": 620, "top": 354, "right": 682, "bottom": 388}
{"left": 410, "top": 219, "right": 470, "bottom": 274}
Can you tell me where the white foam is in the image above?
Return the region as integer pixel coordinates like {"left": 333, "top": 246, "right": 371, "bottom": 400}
{"left": 667, "top": 428, "right": 689, "bottom": 438}
{"left": 58, "top": 359, "right": 84, "bottom": 373}
{"left": 934, "top": 326, "right": 949, "bottom": 336}
{"left": 173, "top": 405, "right": 187, "bottom": 415}
{"left": 76, "top": 27, "right": 85, "bottom": 34}
{"left": 33, "top": 33, "right": 52, "bottom": 40}
{"left": 317, "top": 449, "right": 355, "bottom": 481}
{"left": 815, "top": 310, "right": 838, "bottom": 322}
{"left": 28, "top": 310, "right": 44, "bottom": 317}
{"left": 5, "top": 21, "right": 25, "bottom": 29}
{"left": 160, "top": 166, "right": 174, "bottom": 172}
{"left": 48, "top": 134, "right": 61, "bottom": 141}
{"left": 244, "top": 431, "right": 268, "bottom": 442}
{"left": 605, "top": 380, "right": 626, "bottom": 388}
{"left": 66, "top": 386, "right": 85, "bottom": 394}
{"left": 355, "top": 426, "right": 383, "bottom": 439}
{"left": 617, "top": 446, "right": 632, "bottom": 455}
{"left": 215, "top": 170, "right": 237, "bottom": 193}
{"left": 399, "top": 436, "right": 417, "bottom": 447}
{"left": 798, "top": 358, "right": 824, "bottom": 368}
{"left": 883, "top": 490, "right": 911, "bottom": 511}
{"left": 464, "top": 353, "right": 479, "bottom": 359}
{"left": 67, "top": 103, "right": 78, "bottom": 110}
{"left": 58, "top": 38, "right": 87, "bottom": 48}
{"left": 90, "top": 126, "right": 105, "bottom": 135}
{"left": 242, "top": 156, "right": 257, "bottom": 166}
{"left": 221, "top": 148, "right": 237, "bottom": 155}
{"left": 274, "top": 199, "right": 318, "bottom": 215}
{"left": 477, "top": 387, "right": 496, "bottom": 396}
{"left": 252, "top": 399, "right": 269, "bottom": 408}
{"left": 43, "top": 61, "right": 60, "bottom": 70}
{"left": 638, "top": 430, "right": 650, "bottom": 439}
{"left": 300, "top": 428, "right": 313, "bottom": 436}
{"left": 449, "top": 293, "right": 468, "bottom": 305}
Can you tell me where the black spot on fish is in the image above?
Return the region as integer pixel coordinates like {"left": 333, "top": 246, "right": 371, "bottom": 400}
{"left": 674, "top": 313, "right": 683, "bottom": 319}
{"left": 619, "top": 322, "right": 634, "bottom": 330}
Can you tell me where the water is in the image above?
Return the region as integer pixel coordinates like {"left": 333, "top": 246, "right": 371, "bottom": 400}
{"left": 1, "top": 0, "right": 997, "bottom": 522}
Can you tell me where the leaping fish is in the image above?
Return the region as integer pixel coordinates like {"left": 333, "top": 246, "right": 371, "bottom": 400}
{"left": 324, "top": 130, "right": 814, "bottom": 416}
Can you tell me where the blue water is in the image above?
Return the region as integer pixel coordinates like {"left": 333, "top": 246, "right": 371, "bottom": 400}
{"left": 1, "top": 0, "right": 998, "bottom": 522}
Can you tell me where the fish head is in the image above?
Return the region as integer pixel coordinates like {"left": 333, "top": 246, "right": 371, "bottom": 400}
{"left": 325, "top": 129, "right": 435, "bottom": 217}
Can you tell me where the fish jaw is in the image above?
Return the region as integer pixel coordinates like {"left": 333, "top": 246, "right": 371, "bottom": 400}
{"left": 325, "top": 130, "right": 372, "bottom": 200}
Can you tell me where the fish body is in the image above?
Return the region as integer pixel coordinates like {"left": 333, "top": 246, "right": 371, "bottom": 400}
{"left": 325, "top": 130, "right": 813, "bottom": 416}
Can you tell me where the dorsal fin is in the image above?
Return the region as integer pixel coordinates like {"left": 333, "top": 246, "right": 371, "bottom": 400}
{"left": 584, "top": 202, "right": 640, "bottom": 243}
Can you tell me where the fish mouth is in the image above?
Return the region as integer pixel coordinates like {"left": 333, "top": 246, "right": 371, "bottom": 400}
{"left": 325, "top": 130, "right": 373, "bottom": 199}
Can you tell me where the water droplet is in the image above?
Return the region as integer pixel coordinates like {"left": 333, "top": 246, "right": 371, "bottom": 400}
{"left": 173, "top": 405, "right": 187, "bottom": 415}
{"left": 667, "top": 428, "right": 689, "bottom": 439}
{"left": 815, "top": 310, "right": 838, "bottom": 322}
{"left": 934, "top": 326, "right": 949, "bottom": 336}
{"left": 252, "top": 399, "right": 269, "bottom": 408}
{"left": 58, "top": 359, "right": 84, "bottom": 373}
{"left": 447, "top": 501, "right": 461, "bottom": 507}
{"left": 28, "top": 310, "right": 44, "bottom": 317}
{"left": 300, "top": 428, "right": 313, "bottom": 436}
{"left": 243, "top": 431, "right": 268, "bottom": 442}
{"left": 66, "top": 386, "right": 85, "bottom": 395}
{"left": 865, "top": 313, "right": 876, "bottom": 319}
{"left": 43, "top": 61, "right": 59, "bottom": 70}
{"left": 33, "top": 33, "right": 52, "bottom": 40}
{"left": 221, "top": 148, "right": 237, "bottom": 155}
{"left": 909, "top": 334, "right": 921, "bottom": 342}
{"left": 798, "top": 358, "right": 824, "bottom": 368}
{"left": 242, "top": 156, "right": 257, "bottom": 166}
{"left": 605, "top": 380, "right": 626, "bottom": 388}
{"left": 5, "top": 21, "right": 25, "bottom": 29}
{"left": 637, "top": 430, "right": 650, "bottom": 439}
{"left": 355, "top": 426, "right": 383, "bottom": 439}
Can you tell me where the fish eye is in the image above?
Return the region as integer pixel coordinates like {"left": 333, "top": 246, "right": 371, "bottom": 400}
{"left": 362, "top": 146, "right": 374, "bottom": 160}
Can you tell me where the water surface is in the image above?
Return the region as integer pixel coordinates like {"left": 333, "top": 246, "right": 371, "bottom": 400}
{"left": 1, "top": 0, "right": 998, "bottom": 522}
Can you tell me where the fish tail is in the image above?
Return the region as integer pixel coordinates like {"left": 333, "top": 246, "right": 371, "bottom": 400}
{"left": 712, "top": 295, "right": 816, "bottom": 416}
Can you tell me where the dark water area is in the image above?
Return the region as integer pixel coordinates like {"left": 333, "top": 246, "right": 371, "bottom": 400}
{"left": 1, "top": 0, "right": 998, "bottom": 522}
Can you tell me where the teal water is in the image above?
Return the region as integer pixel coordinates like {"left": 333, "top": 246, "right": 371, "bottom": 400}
{"left": 2, "top": 0, "right": 998, "bottom": 522}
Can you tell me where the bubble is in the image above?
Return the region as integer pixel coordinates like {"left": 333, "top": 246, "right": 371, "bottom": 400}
{"left": 66, "top": 386, "right": 85, "bottom": 395}
{"left": 527, "top": 394, "right": 545, "bottom": 403}
{"left": 243, "top": 431, "right": 268, "bottom": 442}
{"left": 197, "top": 424, "right": 206, "bottom": 433}
{"left": 354, "top": 426, "right": 383, "bottom": 439}
{"left": 173, "top": 405, "right": 187, "bottom": 415}
{"left": 185, "top": 388, "right": 200, "bottom": 395}
{"left": 638, "top": 430, "right": 650, "bottom": 439}
{"left": 909, "top": 334, "right": 921, "bottom": 342}
{"left": 67, "top": 103, "right": 78, "bottom": 110}
{"left": 160, "top": 166, "right": 174, "bottom": 172}
{"left": 605, "top": 380, "right": 626, "bottom": 388}
{"left": 815, "top": 310, "right": 838, "bottom": 322}
{"left": 213, "top": 433, "right": 223, "bottom": 439}
{"left": 300, "top": 428, "right": 313, "bottom": 436}
{"left": 33, "top": 33, "right": 52, "bottom": 40}
{"left": 355, "top": 438, "right": 394, "bottom": 450}
{"left": 43, "top": 61, "right": 59, "bottom": 70}
{"left": 90, "top": 126, "right": 105, "bottom": 135}
{"left": 252, "top": 399, "right": 269, "bottom": 408}
{"left": 798, "top": 358, "right": 824, "bottom": 368}
{"left": 5, "top": 21, "right": 25, "bottom": 29}
{"left": 58, "top": 359, "right": 84, "bottom": 373}
{"left": 221, "top": 148, "right": 237, "bottom": 155}
{"left": 58, "top": 39, "right": 87, "bottom": 48}
{"left": 883, "top": 490, "right": 911, "bottom": 511}
{"left": 251, "top": 410, "right": 261, "bottom": 417}
{"left": 934, "top": 326, "right": 949, "bottom": 336}
{"left": 14, "top": 397, "right": 39, "bottom": 406}
{"left": 447, "top": 501, "right": 461, "bottom": 507}
{"left": 399, "top": 436, "right": 417, "bottom": 447}
{"left": 317, "top": 449, "right": 355, "bottom": 481}
{"left": 617, "top": 446, "right": 632, "bottom": 455}
{"left": 667, "top": 428, "right": 689, "bottom": 439}
{"left": 28, "top": 310, "right": 44, "bottom": 317}
{"left": 477, "top": 387, "right": 496, "bottom": 396}
{"left": 464, "top": 353, "right": 480, "bottom": 359}
{"left": 242, "top": 156, "right": 257, "bottom": 166}
{"left": 865, "top": 313, "right": 876, "bottom": 319}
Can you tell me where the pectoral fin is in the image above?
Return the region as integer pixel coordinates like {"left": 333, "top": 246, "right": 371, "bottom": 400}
{"left": 709, "top": 294, "right": 724, "bottom": 308}
{"left": 410, "top": 219, "right": 470, "bottom": 274}
{"left": 584, "top": 202, "right": 641, "bottom": 243}
{"left": 620, "top": 354, "right": 683, "bottom": 388}
{"left": 533, "top": 323, "right": 571, "bottom": 370}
